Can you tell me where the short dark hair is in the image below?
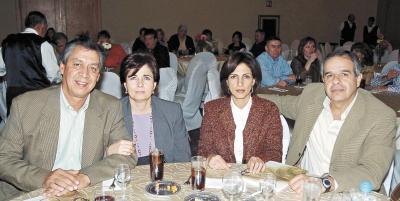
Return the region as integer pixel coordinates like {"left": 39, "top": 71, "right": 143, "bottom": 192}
{"left": 202, "top": 29, "right": 212, "bottom": 37}
{"left": 119, "top": 52, "right": 160, "bottom": 84}
{"left": 220, "top": 52, "right": 262, "bottom": 96}
{"left": 324, "top": 50, "right": 361, "bottom": 76}
{"left": 62, "top": 34, "right": 104, "bottom": 68}
{"left": 350, "top": 42, "right": 373, "bottom": 66}
{"left": 298, "top": 36, "right": 317, "bottom": 57}
{"left": 139, "top": 27, "right": 147, "bottom": 35}
{"left": 24, "top": 11, "right": 47, "bottom": 28}
{"left": 97, "top": 30, "right": 111, "bottom": 40}
{"left": 266, "top": 36, "right": 281, "bottom": 45}
{"left": 255, "top": 29, "right": 265, "bottom": 34}
{"left": 368, "top": 16, "right": 375, "bottom": 22}
{"left": 144, "top": 28, "right": 157, "bottom": 38}
{"left": 232, "top": 31, "right": 242, "bottom": 41}
{"left": 54, "top": 32, "right": 68, "bottom": 42}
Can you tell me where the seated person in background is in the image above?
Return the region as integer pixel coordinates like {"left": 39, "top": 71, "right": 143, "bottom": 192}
{"left": 351, "top": 42, "right": 374, "bottom": 86}
{"left": 290, "top": 36, "right": 321, "bottom": 82}
{"left": 97, "top": 30, "right": 127, "bottom": 72}
{"left": 225, "top": 31, "right": 246, "bottom": 55}
{"left": 250, "top": 29, "right": 266, "bottom": 58}
{"left": 0, "top": 36, "right": 137, "bottom": 200}
{"left": 107, "top": 52, "right": 191, "bottom": 165}
{"left": 53, "top": 32, "right": 68, "bottom": 63}
{"left": 198, "top": 52, "right": 282, "bottom": 174}
{"left": 257, "top": 36, "right": 295, "bottom": 87}
{"left": 131, "top": 27, "right": 147, "bottom": 53}
{"left": 196, "top": 29, "right": 218, "bottom": 54}
{"left": 138, "top": 28, "right": 169, "bottom": 68}
{"left": 258, "top": 50, "right": 396, "bottom": 193}
{"left": 168, "top": 24, "right": 195, "bottom": 55}
{"left": 369, "top": 50, "right": 400, "bottom": 92}
{"left": 156, "top": 28, "right": 167, "bottom": 47}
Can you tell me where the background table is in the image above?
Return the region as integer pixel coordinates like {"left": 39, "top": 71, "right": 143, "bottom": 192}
{"left": 11, "top": 163, "right": 389, "bottom": 201}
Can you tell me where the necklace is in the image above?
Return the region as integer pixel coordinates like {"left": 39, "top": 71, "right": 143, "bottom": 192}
{"left": 132, "top": 113, "right": 154, "bottom": 157}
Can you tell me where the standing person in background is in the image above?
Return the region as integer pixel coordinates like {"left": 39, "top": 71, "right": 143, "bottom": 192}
{"left": 168, "top": 24, "right": 195, "bottom": 55}
{"left": 363, "top": 17, "right": 380, "bottom": 48}
{"left": 250, "top": 29, "right": 266, "bottom": 58}
{"left": 131, "top": 27, "right": 147, "bottom": 53}
{"left": 339, "top": 14, "right": 356, "bottom": 45}
{"left": 1, "top": 11, "right": 61, "bottom": 114}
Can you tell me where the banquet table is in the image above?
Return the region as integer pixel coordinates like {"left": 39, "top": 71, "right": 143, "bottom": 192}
{"left": 11, "top": 163, "right": 389, "bottom": 201}
{"left": 257, "top": 85, "right": 400, "bottom": 118}
{"left": 177, "top": 55, "right": 227, "bottom": 77}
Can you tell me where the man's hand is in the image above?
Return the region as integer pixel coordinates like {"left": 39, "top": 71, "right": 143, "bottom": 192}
{"left": 287, "top": 74, "right": 296, "bottom": 81}
{"left": 43, "top": 169, "right": 79, "bottom": 197}
{"left": 276, "top": 80, "right": 288, "bottom": 87}
{"left": 386, "top": 69, "right": 399, "bottom": 80}
{"left": 246, "top": 156, "right": 265, "bottom": 174}
{"left": 207, "top": 155, "right": 231, "bottom": 170}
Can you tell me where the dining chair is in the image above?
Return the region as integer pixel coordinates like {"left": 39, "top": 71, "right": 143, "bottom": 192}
{"left": 169, "top": 52, "right": 178, "bottom": 71}
{"left": 281, "top": 115, "right": 291, "bottom": 164}
{"left": 290, "top": 39, "right": 300, "bottom": 53}
{"left": 282, "top": 43, "right": 290, "bottom": 52}
{"left": 157, "top": 67, "right": 178, "bottom": 102}
{"left": 97, "top": 71, "right": 122, "bottom": 99}
{"left": 342, "top": 41, "right": 354, "bottom": 51}
{"left": 204, "top": 67, "right": 221, "bottom": 104}
{"left": 242, "top": 37, "right": 252, "bottom": 51}
{"left": 174, "top": 52, "right": 218, "bottom": 131}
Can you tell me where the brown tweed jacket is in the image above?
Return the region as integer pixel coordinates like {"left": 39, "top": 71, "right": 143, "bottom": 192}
{"left": 0, "top": 86, "right": 137, "bottom": 200}
{"left": 198, "top": 96, "right": 282, "bottom": 163}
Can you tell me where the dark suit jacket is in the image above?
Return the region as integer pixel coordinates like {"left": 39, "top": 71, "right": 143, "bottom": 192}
{"left": 138, "top": 43, "right": 170, "bottom": 68}
{"left": 167, "top": 34, "right": 195, "bottom": 55}
{"left": 121, "top": 96, "right": 191, "bottom": 165}
{"left": 258, "top": 83, "right": 397, "bottom": 192}
{"left": 0, "top": 86, "right": 137, "bottom": 200}
{"left": 198, "top": 96, "right": 282, "bottom": 163}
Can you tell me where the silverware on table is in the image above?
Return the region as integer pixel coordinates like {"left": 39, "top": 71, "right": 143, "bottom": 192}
{"left": 183, "top": 175, "right": 191, "bottom": 185}
{"left": 109, "top": 178, "right": 116, "bottom": 189}
{"left": 240, "top": 168, "right": 250, "bottom": 175}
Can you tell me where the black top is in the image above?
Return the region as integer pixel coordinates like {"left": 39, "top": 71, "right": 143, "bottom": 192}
{"left": 250, "top": 41, "right": 266, "bottom": 57}
{"left": 131, "top": 37, "right": 146, "bottom": 53}
{"left": 363, "top": 25, "right": 379, "bottom": 48}
{"left": 167, "top": 34, "right": 195, "bottom": 55}
{"left": 340, "top": 21, "right": 356, "bottom": 45}
{"left": 290, "top": 55, "right": 321, "bottom": 82}
{"left": 137, "top": 42, "right": 170, "bottom": 68}
{"left": 225, "top": 42, "right": 246, "bottom": 55}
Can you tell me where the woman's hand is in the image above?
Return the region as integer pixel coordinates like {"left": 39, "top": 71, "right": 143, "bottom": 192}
{"left": 207, "top": 155, "right": 231, "bottom": 170}
{"left": 246, "top": 156, "right": 265, "bottom": 174}
{"left": 106, "top": 140, "right": 135, "bottom": 156}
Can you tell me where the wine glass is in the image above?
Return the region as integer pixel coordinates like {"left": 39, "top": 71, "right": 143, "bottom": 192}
{"left": 260, "top": 173, "right": 276, "bottom": 200}
{"left": 114, "top": 164, "right": 131, "bottom": 200}
{"left": 222, "top": 171, "right": 244, "bottom": 201}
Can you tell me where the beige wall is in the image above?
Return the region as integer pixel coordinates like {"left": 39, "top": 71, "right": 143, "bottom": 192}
{"left": 0, "top": 0, "right": 378, "bottom": 47}
{"left": 0, "top": 1, "right": 17, "bottom": 42}
{"left": 101, "top": 0, "right": 378, "bottom": 46}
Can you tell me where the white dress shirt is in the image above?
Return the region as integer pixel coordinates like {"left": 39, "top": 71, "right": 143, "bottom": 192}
{"left": 52, "top": 88, "right": 90, "bottom": 170}
{"left": 231, "top": 97, "right": 252, "bottom": 164}
{"left": 301, "top": 93, "right": 358, "bottom": 177}
{"left": 0, "top": 28, "right": 61, "bottom": 83}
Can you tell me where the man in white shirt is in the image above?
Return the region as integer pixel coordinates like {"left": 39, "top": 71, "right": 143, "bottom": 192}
{"left": 0, "top": 36, "right": 136, "bottom": 200}
{"left": 259, "top": 50, "right": 396, "bottom": 193}
{"left": 0, "top": 11, "right": 61, "bottom": 114}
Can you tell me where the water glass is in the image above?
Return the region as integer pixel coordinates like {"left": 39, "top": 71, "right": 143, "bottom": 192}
{"left": 260, "top": 173, "right": 276, "bottom": 200}
{"left": 191, "top": 156, "right": 206, "bottom": 191}
{"left": 302, "top": 178, "right": 321, "bottom": 201}
{"left": 150, "top": 148, "right": 164, "bottom": 181}
{"left": 222, "top": 171, "right": 244, "bottom": 201}
{"left": 304, "top": 75, "right": 312, "bottom": 85}
{"left": 114, "top": 164, "right": 131, "bottom": 200}
{"left": 94, "top": 189, "right": 115, "bottom": 201}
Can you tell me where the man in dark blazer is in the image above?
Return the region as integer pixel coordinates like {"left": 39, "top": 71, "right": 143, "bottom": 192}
{"left": 141, "top": 28, "right": 170, "bottom": 68}
{"left": 259, "top": 50, "right": 396, "bottom": 193}
{"left": 0, "top": 36, "right": 136, "bottom": 200}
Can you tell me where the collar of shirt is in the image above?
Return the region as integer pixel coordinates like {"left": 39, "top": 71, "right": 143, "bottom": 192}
{"left": 60, "top": 88, "right": 90, "bottom": 113}
{"left": 322, "top": 92, "right": 359, "bottom": 121}
{"left": 22, "top": 28, "right": 39, "bottom": 35}
{"left": 265, "top": 52, "right": 282, "bottom": 62}
{"left": 230, "top": 96, "right": 252, "bottom": 121}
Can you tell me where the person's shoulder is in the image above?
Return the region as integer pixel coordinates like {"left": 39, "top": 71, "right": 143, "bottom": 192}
{"left": 358, "top": 89, "right": 396, "bottom": 117}
{"left": 204, "top": 97, "right": 229, "bottom": 109}
{"left": 91, "top": 89, "right": 121, "bottom": 107}
{"left": 152, "top": 96, "right": 181, "bottom": 110}
{"left": 13, "top": 86, "right": 59, "bottom": 106}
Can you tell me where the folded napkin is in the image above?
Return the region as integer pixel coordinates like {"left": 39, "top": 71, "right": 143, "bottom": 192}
{"left": 23, "top": 196, "right": 46, "bottom": 201}
{"left": 269, "top": 87, "right": 289, "bottom": 92}
{"left": 102, "top": 178, "right": 122, "bottom": 191}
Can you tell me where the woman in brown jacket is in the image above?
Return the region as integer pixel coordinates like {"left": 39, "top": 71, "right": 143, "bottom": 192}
{"left": 198, "top": 52, "right": 282, "bottom": 173}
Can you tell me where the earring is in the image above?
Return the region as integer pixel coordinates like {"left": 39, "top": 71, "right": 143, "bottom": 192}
{"left": 251, "top": 87, "right": 254, "bottom": 94}
{"left": 125, "top": 88, "right": 128, "bottom": 94}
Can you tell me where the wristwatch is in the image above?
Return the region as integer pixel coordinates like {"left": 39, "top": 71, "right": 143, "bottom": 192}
{"left": 320, "top": 173, "right": 332, "bottom": 193}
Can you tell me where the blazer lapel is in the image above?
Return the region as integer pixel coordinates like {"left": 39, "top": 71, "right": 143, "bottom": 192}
{"left": 39, "top": 87, "right": 61, "bottom": 170}
{"left": 81, "top": 92, "right": 105, "bottom": 168}
{"left": 242, "top": 97, "right": 262, "bottom": 162}
{"left": 218, "top": 97, "right": 236, "bottom": 162}
{"left": 330, "top": 93, "right": 364, "bottom": 163}
{"left": 152, "top": 97, "right": 165, "bottom": 151}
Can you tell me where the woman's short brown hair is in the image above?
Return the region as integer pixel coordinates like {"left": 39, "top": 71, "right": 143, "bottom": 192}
{"left": 220, "top": 52, "right": 262, "bottom": 96}
{"left": 119, "top": 52, "right": 160, "bottom": 84}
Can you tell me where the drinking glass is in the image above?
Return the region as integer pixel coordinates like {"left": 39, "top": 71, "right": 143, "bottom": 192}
{"left": 94, "top": 189, "right": 115, "bottom": 201}
{"left": 114, "top": 164, "right": 131, "bottom": 200}
{"left": 222, "top": 171, "right": 244, "bottom": 201}
{"left": 150, "top": 148, "right": 164, "bottom": 181}
{"left": 302, "top": 178, "right": 321, "bottom": 201}
{"left": 304, "top": 75, "right": 312, "bottom": 85}
{"left": 191, "top": 156, "right": 206, "bottom": 191}
{"left": 296, "top": 75, "right": 303, "bottom": 86}
{"left": 260, "top": 173, "right": 276, "bottom": 200}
